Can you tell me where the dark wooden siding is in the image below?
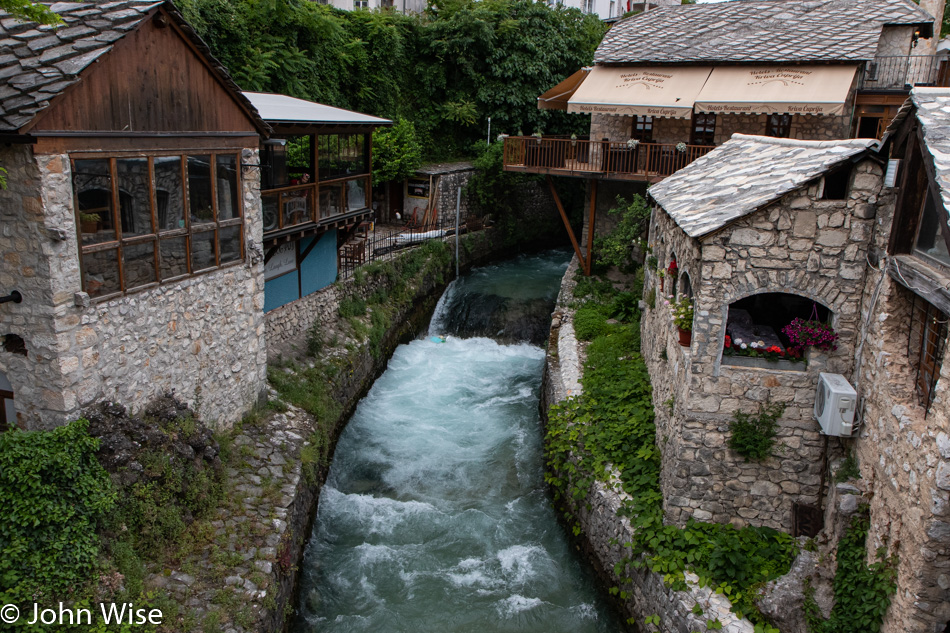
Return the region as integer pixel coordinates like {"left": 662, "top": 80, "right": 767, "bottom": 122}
{"left": 29, "top": 10, "right": 257, "bottom": 135}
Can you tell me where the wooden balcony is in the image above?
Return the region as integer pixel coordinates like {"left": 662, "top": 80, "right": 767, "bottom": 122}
{"left": 502, "top": 136, "right": 714, "bottom": 182}
{"left": 261, "top": 176, "right": 372, "bottom": 247}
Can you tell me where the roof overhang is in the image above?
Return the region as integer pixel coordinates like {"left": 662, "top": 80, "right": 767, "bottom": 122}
{"left": 243, "top": 92, "right": 392, "bottom": 135}
{"left": 694, "top": 65, "right": 859, "bottom": 116}
{"left": 567, "top": 65, "right": 713, "bottom": 119}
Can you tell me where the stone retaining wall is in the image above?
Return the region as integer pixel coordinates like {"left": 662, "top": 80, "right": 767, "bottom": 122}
{"left": 541, "top": 257, "right": 754, "bottom": 633}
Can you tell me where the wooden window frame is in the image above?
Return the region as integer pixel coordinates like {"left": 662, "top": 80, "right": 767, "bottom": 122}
{"left": 690, "top": 112, "right": 716, "bottom": 146}
{"left": 72, "top": 151, "right": 244, "bottom": 302}
{"left": 0, "top": 389, "right": 12, "bottom": 431}
{"left": 908, "top": 293, "right": 948, "bottom": 414}
{"left": 632, "top": 116, "right": 654, "bottom": 142}
{"left": 765, "top": 114, "right": 792, "bottom": 138}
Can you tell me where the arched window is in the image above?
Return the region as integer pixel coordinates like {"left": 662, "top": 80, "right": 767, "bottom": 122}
{"left": 667, "top": 253, "right": 678, "bottom": 297}
{"left": 724, "top": 293, "right": 832, "bottom": 364}
{"left": 680, "top": 272, "right": 692, "bottom": 299}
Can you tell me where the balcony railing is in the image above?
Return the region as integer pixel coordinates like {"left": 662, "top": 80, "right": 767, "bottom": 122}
{"left": 261, "top": 175, "right": 370, "bottom": 235}
{"left": 860, "top": 55, "right": 950, "bottom": 91}
{"left": 502, "top": 136, "right": 714, "bottom": 181}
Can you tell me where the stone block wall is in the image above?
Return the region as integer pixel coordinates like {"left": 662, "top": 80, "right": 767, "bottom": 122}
{"left": 0, "top": 146, "right": 267, "bottom": 429}
{"left": 641, "top": 157, "right": 891, "bottom": 530}
{"left": 404, "top": 163, "right": 475, "bottom": 225}
{"left": 845, "top": 192, "right": 950, "bottom": 632}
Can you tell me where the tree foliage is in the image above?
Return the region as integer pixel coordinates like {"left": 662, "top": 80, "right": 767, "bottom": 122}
{"left": 372, "top": 118, "right": 423, "bottom": 186}
{"left": 176, "top": 0, "right": 605, "bottom": 161}
{"left": 0, "top": 0, "right": 62, "bottom": 25}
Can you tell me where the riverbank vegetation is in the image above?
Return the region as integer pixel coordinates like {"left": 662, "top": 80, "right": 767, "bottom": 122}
{"left": 544, "top": 267, "right": 796, "bottom": 631}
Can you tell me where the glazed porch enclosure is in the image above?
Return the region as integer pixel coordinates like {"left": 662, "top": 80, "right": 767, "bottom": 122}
{"left": 245, "top": 92, "right": 391, "bottom": 249}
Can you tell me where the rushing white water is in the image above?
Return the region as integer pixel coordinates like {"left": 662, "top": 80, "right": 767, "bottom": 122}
{"left": 293, "top": 251, "right": 623, "bottom": 633}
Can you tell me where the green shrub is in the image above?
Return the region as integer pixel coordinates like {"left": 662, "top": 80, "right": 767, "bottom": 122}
{"left": 573, "top": 301, "right": 612, "bottom": 341}
{"left": 338, "top": 296, "right": 367, "bottom": 318}
{"left": 728, "top": 402, "right": 786, "bottom": 461}
{"left": 0, "top": 419, "right": 116, "bottom": 604}
{"left": 593, "top": 195, "right": 651, "bottom": 271}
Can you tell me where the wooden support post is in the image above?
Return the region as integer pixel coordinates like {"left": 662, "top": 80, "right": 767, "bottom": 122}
{"left": 586, "top": 179, "right": 597, "bottom": 276}
{"left": 546, "top": 176, "right": 588, "bottom": 274}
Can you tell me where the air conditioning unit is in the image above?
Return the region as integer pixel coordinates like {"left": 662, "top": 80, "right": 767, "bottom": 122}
{"left": 814, "top": 372, "right": 857, "bottom": 437}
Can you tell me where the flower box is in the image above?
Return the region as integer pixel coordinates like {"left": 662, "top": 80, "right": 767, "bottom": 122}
{"left": 721, "top": 355, "right": 806, "bottom": 372}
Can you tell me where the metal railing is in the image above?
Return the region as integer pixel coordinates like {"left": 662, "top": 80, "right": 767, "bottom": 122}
{"left": 502, "top": 136, "right": 714, "bottom": 179}
{"left": 338, "top": 212, "right": 470, "bottom": 279}
{"left": 860, "top": 55, "right": 950, "bottom": 90}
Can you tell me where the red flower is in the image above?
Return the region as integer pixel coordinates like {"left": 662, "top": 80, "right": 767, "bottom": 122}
{"left": 724, "top": 335, "right": 731, "bottom": 349}
{"left": 667, "top": 258, "right": 678, "bottom": 274}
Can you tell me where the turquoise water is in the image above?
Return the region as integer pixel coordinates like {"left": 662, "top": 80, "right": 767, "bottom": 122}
{"left": 293, "top": 251, "right": 623, "bottom": 633}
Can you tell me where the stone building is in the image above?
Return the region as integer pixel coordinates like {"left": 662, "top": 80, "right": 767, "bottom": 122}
{"left": 848, "top": 87, "right": 950, "bottom": 633}
{"left": 0, "top": 1, "right": 271, "bottom": 429}
{"left": 640, "top": 86, "right": 950, "bottom": 632}
{"left": 503, "top": 0, "right": 941, "bottom": 273}
{"left": 641, "top": 134, "right": 888, "bottom": 531}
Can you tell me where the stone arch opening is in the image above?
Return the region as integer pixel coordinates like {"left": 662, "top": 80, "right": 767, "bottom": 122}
{"left": 680, "top": 271, "right": 692, "bottom": 299}
{"left": 726, "top": 292, "right": 832, "bottom": 355}
{"left": 667, "top": 252, "right": 678, "bottom": 297}
{"left": 0, "top": 369, "right": 15, "bottom": 431}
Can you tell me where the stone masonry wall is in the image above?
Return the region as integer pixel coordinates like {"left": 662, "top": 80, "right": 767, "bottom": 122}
{"left": 0, "top": 144, "right": 72, "bottom": 427}
{"left": 641, "top": 157, "right": 892, "bottom": 530}
{"left": 0, "top": 146, "right": 267, "bottom": 429}
{"left": 847, "top": 187, "right": 950, "bottom": 633}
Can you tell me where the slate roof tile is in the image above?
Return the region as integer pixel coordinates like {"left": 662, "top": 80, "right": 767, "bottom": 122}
{"left": 595, "top": 0, "right": 934, "bottom": 65}
{"left": 0, "top": 0, "right": 269, "bottom": 133}
{"left": 904, "top": 88, "right": 950, "bottom": 215}
{"left": 648, "top": 135, "right": 877, "bottom": 238}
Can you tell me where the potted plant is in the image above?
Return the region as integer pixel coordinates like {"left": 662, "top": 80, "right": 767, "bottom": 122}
{"left": 79, "top": 212, "right": 100, "bottom": 234}
{"left": 782, "top": 318, "right": 838, "bottom": 355}
{"left": 671, "top": 296, "right": 694, "bottom": 346}
{"left": 657, "top": 268, "right": 666, "bottom": 292}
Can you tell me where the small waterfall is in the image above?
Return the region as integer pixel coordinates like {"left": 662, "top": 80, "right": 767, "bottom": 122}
{"left": 427, "top": 279, "right": 459, "bottom": 336}
{"left": 426, "top": 249, "right": 571, "bottom": 345}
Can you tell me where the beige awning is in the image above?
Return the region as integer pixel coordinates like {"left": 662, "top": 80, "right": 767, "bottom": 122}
{"left": 567, "top": 65, "right": 713, "bottom": 119}
{"left": 538, "top": 68, "right": 591, "bottom": 111}
{"left": 694, "top": 65, "right": 859, "bottom": 116}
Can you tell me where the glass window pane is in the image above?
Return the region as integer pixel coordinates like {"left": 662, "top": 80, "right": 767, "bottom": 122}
{"left": 160, "top": 237, "right": 189, "bottom": 279}
{"left": 216, "top": 154, "right": 240, "bottom": 221}
{"left": 115, "top": 158, "right": 153, "bottom": 237}
{"left": 123, "top": 241, "right": 156, "bottom": 289}
{"left": 319, "top": 134, "right": 367, "bottom": 180}
{"left": 82, "top": 249, "right": 120, "bottom": 297}
{"left": 72, "top": 159, "right": 116, "bottom": 245}
{"left": 347, "top": 178, "right": 367, "bottom": 211}
{"left": 154, "top": 156, "right": 185, "bottom": 231}
{"left": 262, "top": 194, "right": 279, "bottom": 232}
{"left": 319, "top": 183, "right": 344, "bottom": 219}
{"left": 219, "top": 225, "right": 242, "bottom": 265}
{"left": 283, "top": 187, "right": 313, "bottom": 227}
{"left": 914, "top": 189, "right": 950, "bottom": 267}
{"left": 191, "top": 230, "right": 216, "bottom": 271}
{"left": 187, "top": 155, "right": 214, "bottom": 226}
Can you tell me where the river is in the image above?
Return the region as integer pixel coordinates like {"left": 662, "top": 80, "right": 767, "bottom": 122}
{"left": 293, "top": 250, "right": 624, "bottom": 633}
